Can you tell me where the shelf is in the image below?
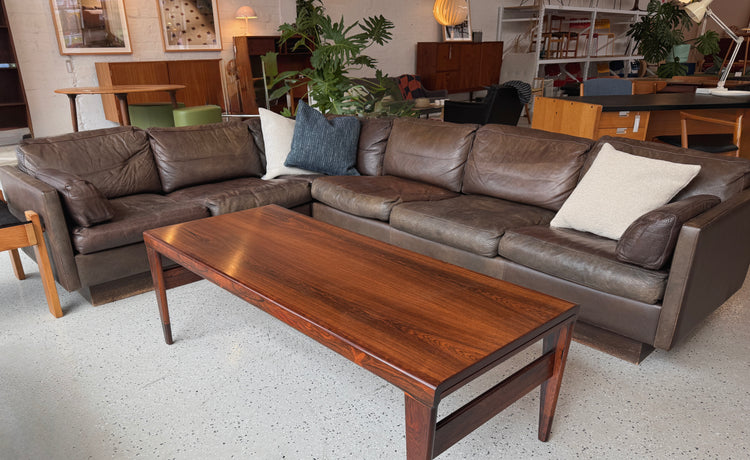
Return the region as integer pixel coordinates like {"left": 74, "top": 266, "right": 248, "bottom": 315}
{"left": 498, "top": 4, "right": 644, "bottom": 83}
{"left": 540, "top": 55, "right": 644, "bottom": 65}
{"left": 0, "top": 102, "right": 25, "bottom": 107}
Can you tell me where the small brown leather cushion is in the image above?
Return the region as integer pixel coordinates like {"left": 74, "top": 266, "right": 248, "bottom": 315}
{"left": 34, "top": 168, "right": 114, "bottom": 228}
{"left": 463, "top": 124, "right": 593, "bottom": 211}
{"left": 16, "top": 126, "right": 162, "bottom": 198}
{"left": 148, "top": 121, "right": 264, "bottom": 193}
{"left": 383, "top": 118, "right": 478, "bottom": 192}
{"left": 616, "top": 194, "right": 721, "bottom": 270}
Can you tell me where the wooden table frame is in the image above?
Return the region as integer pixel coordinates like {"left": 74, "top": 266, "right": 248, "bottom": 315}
{"left": 54, "top": 85, "right": 185, "bottom": 132}
{"left": 143, "top": 206, "right": 578, "bottom": 459}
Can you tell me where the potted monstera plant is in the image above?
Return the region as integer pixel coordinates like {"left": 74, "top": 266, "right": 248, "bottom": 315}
{"left": 269, "top": 0, "right": 413, "bottom": 116}
{"left": 627, "top": 0, "right": 720, "bottom": 78}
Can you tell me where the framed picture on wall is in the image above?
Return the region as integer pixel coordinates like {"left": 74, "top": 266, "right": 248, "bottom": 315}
{"left": 442, "top": 4, "right": 472, "bottom": 42}
{"left": 156, "top": 0, "right": 222, "bottom": 51}
{"left": 49, "top": 0, "right": 132, "bottom": 55}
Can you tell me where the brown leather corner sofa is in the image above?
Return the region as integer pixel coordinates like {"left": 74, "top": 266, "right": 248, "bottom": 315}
{"left": 2, "top": 117, "right": 749, "bottom": 363}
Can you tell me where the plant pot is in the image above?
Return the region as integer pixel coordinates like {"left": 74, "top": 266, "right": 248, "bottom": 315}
{"left": 667, "top": 44, "right": 690, "bottom": 64}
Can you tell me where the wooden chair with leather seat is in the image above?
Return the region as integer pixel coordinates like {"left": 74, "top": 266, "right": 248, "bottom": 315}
{"left": 0, "top": 190, "right": 62, "bottom": 317}
{"left": 656, "top": 110, "right": 743, "bottom": 157}
{"left": 443, "top": 85, "right": 524, "bottom": 126}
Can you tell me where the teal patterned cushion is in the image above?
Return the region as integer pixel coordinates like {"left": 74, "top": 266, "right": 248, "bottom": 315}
{"left": 285, "top": 101, "right": 361, "bottom": 176}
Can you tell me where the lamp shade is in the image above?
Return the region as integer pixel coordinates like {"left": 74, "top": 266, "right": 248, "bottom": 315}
{"left": 433, "top": 0, "right": 468, "bottom": 26}
{"left": 235, "top": 6, "right": 257, "bottom": 19}
{"left": 682, "top": 0, "right": 713, "bottom": 23}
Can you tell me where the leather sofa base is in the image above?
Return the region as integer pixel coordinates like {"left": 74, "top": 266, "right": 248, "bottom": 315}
{"left": 80, "top": 271, "right": 156, "bottom": 306}
{"left": 572, "top": 321, "right": 655, "bottom": 364}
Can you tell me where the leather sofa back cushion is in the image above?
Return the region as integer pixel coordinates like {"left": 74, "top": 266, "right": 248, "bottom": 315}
{"left": 34, "top": 168, "right": 114, "bottom": 228}
{"left": 383, "top": 118, "right": 477, "bottom": 192}
{"left": 616, "top": 194, "right": 720, "bottom": 270}
{"left": 586, "top": 137, "right": 750, "bottom": 201}
{"left": 16, "top": 126, "right": 161, "bottom": 198}
{"left": 148, "top": 121, "right": 264, "bottom": 193}
{"left": 463, "top": 125, "right": 593, "bottom": 211}
{"left": 357, "top": 117, "right": 393, "bottom": 176}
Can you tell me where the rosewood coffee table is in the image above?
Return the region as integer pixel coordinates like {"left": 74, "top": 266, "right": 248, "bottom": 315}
{"left": 143, "top": 205, "right": 578, "bottom": 459}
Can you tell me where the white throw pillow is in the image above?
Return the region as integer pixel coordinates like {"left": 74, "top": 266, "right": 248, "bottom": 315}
{"left": 259, "top": 108, "right": 316, "bottom": 179}
{"left": 550, "top": 143, "right": 701, "bottom": 240}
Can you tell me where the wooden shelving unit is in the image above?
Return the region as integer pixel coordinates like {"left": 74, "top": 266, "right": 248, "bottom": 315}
{"left": 0, "top": 0, "right": 32, "bottom": 135}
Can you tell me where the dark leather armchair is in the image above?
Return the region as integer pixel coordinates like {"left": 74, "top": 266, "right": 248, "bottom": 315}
{"left": 443, "top": 85, "right": 524, "bottom": 125}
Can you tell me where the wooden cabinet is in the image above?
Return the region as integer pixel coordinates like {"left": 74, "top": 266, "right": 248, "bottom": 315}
{"left": 417, "top": 42, "right": 503, "bottom": 95}
{"left": 233, "top": 36, "right": 311, "bottom": 114}
{"left": 0, "top": 0, "right": 31, "bottom": 134}
{"left": 95, "top": 60, "right": 223, "bottom": 124}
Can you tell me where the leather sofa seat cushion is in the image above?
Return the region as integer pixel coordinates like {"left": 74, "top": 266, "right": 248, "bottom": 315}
{"left": 616, "top": 194, "right": 721, "bottom": 269}
{"left": 16, "top": 126, "right": 162, "bottom": 198}
{"left": 498, "top": 226, "right": 668, "bottom": 304}
{"left": 312, "top": 175, "right": 458, "bottom": 221}
{"left": 72, "top": 194, "right": 209, "bottom": 255}
{"left": 390, "top": 195, "right": 555, "bottom": 257}
{"left": 383, "top": 118, "right": 478, "bottom": 192}
{"left": 34, "top": 168, "right": 114, "bottom": 228}
{"left": 148, "top": 121, "right": 264, "bottom": 193}
{"left": 168, "top": 176, "right": 313, "bottom": 216}
{"left": 463, "top": 125, "right": 593, "bottom": 211}
{"left": 586, "top": 137, "right": 750, "bottom": 202}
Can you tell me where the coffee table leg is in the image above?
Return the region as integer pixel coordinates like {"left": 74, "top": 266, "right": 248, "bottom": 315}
{"left": 538, "top": 319, "right": 575, "bottom": 441}
{"left": 404, "top": 394, "right": 437, "bottom": 460}
{"left": 146, "top": 245, "right": 173, "bottom": 344}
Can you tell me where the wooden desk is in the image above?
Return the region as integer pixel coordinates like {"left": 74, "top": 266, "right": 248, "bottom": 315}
{"left": 533, "top": 93, "right": 750, "bottom": 157}
{"left": 55, "top": 84, "right": 185, "bottom": 132}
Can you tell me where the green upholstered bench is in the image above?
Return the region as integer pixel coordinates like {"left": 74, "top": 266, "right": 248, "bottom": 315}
{"left": 128, "top": 102, "right": 185, "bottom": 129}
{"left": 173, "top": 105, "right": 223, "bottom": 127}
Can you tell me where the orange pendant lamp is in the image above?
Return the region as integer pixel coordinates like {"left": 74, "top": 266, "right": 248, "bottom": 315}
{"left": 433, "top": 0, "right": 468, "bottom": 26}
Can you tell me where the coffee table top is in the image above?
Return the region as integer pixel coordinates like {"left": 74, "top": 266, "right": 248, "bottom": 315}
{"left": 144, "top": 205, "right": 577, "bottom": 403}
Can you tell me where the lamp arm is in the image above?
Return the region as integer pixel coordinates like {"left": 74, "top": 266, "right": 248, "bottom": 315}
{"left": 706, "top": 8, "right": 744, "bottom": 90}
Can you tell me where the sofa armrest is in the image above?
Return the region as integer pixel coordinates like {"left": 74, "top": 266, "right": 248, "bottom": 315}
{"left": 656, "top": 188, "right": 750, "bottom": 349}
{"left": 0, "top": 165, "right": 81, "bottom": 291}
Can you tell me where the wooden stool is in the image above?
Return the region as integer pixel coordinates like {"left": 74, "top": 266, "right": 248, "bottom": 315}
{"left": 0, "top": 190, "right": 62, "bottom": 318}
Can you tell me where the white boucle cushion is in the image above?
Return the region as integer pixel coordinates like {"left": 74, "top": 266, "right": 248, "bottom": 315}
{"left": 550, "top": 143, "right": 701, "bottom": 240}
{"left": 259, "top": 108, "right": 316, "bottom": 179}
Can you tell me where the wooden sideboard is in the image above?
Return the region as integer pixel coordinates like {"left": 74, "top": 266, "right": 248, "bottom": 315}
{"left": 416, "top": 42, "right": 503, "bottom": 95}
{"left": 95, "top": 60, "right": 224, "bottom": 124}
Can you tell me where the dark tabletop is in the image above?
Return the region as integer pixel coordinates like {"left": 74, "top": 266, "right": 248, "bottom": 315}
{"left": 566, "top": 92, "right": 750, "bottom": 112}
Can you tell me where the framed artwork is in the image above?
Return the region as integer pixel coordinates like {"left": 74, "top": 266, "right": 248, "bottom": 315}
{"left": 156, "top": 0, "right": 222, "bottom": 51}
{"left": 49, "top": 0, "right": 132, "bottom": 55}
{"left": 442, "top": 1, "right": 472, "bottom": 42}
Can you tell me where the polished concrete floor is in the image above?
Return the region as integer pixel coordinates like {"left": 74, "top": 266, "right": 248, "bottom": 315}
{"left": 1, "top": 250, "right": 748, "bottom": 459}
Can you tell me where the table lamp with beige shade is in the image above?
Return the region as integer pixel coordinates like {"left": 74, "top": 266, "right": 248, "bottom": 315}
{"left": 235, "top": 6, "right": 258, "bottom": 36}
{"left": 678, "top": 0, "right": 750, "bottom": 96}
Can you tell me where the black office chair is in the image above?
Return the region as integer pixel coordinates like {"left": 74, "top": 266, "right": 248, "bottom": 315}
{"left": 443, "top": 85, "right": 524, "bottom": 125}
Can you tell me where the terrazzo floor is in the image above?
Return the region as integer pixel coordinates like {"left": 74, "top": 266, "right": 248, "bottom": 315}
{"left": 0, "top": 250, "right": 748, "bottom": 459}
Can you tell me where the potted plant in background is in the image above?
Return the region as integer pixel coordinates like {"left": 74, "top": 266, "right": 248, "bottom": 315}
{"left": 269, "top": 0, "right": 414, "bottom": 117}
{"left": 627, "top": 0, "right": 719, "bottom": 78}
